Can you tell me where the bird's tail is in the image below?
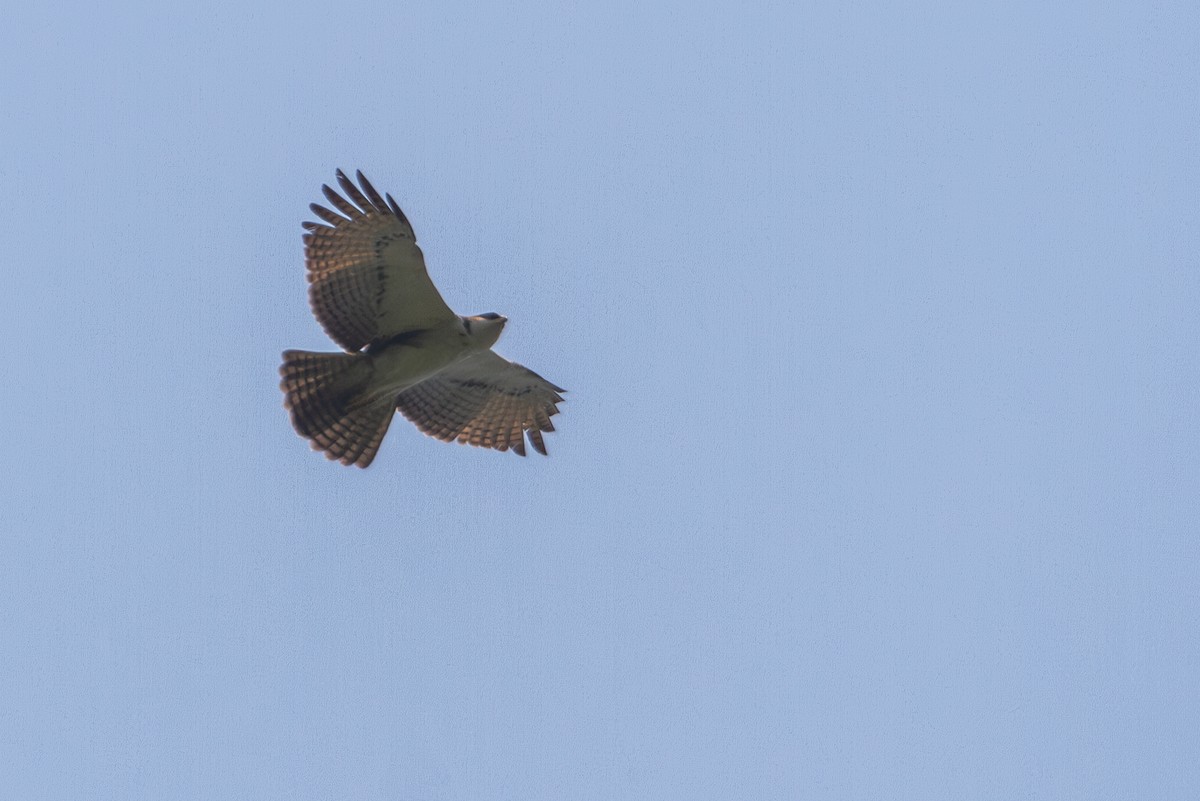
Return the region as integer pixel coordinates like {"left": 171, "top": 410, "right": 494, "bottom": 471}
{"left": 279, "top": 350, "right": 394, "bottom": 468}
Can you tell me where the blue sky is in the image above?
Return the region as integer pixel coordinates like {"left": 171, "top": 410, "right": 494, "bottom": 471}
{"left": 2, "top": 2, "right": 1198, "bottom": 799}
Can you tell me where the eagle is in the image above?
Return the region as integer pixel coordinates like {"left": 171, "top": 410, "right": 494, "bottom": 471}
{"left": 280, "top": 170, "right": 565, "bottom": 467}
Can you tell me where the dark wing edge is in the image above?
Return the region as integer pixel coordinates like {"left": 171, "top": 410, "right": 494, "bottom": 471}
{"left": 301, "top": 169, "right": 416, "bottom": 239}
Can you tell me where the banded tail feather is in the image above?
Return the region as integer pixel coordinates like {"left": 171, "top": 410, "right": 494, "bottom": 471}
{"left": 279, "top": 350, "right": 394, "bottom": 468}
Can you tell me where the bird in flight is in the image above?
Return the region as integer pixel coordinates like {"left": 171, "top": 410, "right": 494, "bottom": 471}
{"left": 280, "top": 170, "right": 565, "bottom": 467}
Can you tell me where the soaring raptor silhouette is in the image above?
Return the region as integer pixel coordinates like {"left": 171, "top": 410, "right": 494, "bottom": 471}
{"left": 280, "top": 170, "right": 565, "bottom": 467}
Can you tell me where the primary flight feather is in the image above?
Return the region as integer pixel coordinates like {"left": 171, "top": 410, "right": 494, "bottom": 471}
{"left": 280, "top": 170, "right": 565, "bottom": 467}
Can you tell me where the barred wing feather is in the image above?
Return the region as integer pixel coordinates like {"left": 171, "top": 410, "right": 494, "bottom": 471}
{"left": 302, "top": 169, "right": 456, "bottom": 352}
{"left": 396, "top": 351, "right": 566, "bottom": 456}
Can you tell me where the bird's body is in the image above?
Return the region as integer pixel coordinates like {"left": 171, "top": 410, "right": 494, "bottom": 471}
{"left": 347, "top": 314, "right": 503, "bottom": 406}
{"left": 280, "top": 170, "right": 564, "bottom": 467}
{"left": 359, "top": 320, "right": 472, "bottom": 404}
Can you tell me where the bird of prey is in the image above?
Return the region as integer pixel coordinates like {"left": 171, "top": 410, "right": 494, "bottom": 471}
{"left": 280, "top": 170, "right": 565, "bottom": 467}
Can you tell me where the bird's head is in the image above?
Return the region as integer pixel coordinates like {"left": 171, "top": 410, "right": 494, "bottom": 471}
{"left": 464, "top": 312, "right": 508, "bottom": 348}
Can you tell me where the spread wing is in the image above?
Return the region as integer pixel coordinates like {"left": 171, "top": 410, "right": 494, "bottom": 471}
{"left": 302, "top": 169, "right": 456, "bottom": 352}
{"left": 395, "top": 350, "right": 566, "bottom": 456}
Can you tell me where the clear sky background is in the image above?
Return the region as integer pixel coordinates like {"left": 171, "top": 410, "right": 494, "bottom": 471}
{"left": 2, "top": 2, "right": 1198, "bottom": 799}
